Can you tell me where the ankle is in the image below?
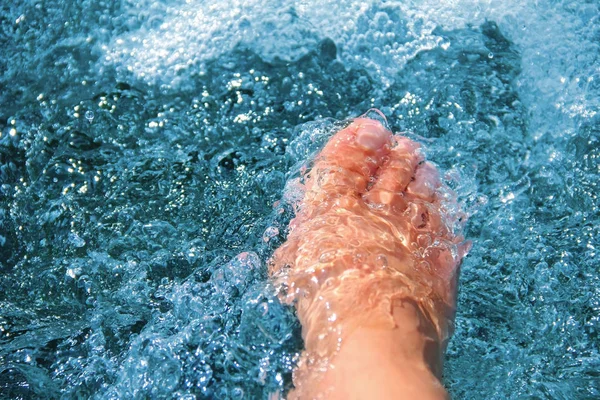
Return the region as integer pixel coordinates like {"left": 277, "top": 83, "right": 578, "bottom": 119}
{"left": 295, "top": 320, "right": 448, "bottom": 400}
{"left": 389, "top": 298, "right": 444, "bottom": 377}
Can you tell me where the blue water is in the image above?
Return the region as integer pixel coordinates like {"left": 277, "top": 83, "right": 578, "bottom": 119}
{"left": 1, "top": 1, "right": 598, "bottom": 399}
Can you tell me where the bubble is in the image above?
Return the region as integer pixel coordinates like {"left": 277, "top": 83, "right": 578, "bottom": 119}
{"left": 85, "top": 110, "right": 94, "bottom": 122}
{"left": 375, "top": 254, "right": 388, "bottom": 268}
{"left": 231, "top": 387, "right": 244, "bottom": 399}
{"left": 488, "top": 52, "right": 494, "bottom": 59}
{"left": 352, "top": 251, "right": 366, "bottom": 266}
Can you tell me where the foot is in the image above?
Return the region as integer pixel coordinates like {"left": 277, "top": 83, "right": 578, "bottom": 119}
{"left": 270, "top": 117, "right": 469, "bottom": 397}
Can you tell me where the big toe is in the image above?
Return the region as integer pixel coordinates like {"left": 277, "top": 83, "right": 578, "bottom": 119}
{"left": 306, "top": 118, "right": 392, "bottom": 199}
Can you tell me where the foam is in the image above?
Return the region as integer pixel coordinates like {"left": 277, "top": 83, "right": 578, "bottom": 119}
{"left": 103, "top": 0, "right": 598, "bottom": 131}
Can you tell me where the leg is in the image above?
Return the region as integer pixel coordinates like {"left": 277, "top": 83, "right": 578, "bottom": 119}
{"left": 270, "top": 117, "right": 469, "bottom": 399}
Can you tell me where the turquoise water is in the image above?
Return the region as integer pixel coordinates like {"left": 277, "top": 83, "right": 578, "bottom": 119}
{"left": 1, "top": 0, "right": 598, "bottom": 398}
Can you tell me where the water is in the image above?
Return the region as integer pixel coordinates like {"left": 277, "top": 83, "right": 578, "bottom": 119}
{"left": 1, "top": 0, "right": 598, "bottom": 398}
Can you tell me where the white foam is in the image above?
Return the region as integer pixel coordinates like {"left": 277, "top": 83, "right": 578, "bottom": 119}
{"left": 385, "top": 0, "right": 599, "bottom": 130}
{"left": 101, "top": 0, "right": 599, "bottom": 130}
{"left": 101, "top": 0, "right": 442, "bottom": 87}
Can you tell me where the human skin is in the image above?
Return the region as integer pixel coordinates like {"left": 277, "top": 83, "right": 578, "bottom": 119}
{"left": 270, "top": 117, "right": 470, "bottom": 399}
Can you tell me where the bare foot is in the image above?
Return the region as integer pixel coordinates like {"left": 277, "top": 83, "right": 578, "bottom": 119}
{"left": 270, "top": 117, "right": 469, "bottom": 398}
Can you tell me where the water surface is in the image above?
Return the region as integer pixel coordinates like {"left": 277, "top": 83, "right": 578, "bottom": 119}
{"left": 0, "top": 1, "right": 598, "bottom": 398}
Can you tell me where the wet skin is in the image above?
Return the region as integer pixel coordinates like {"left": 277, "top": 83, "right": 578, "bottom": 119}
{"left": 270, "top": 117, "right": 470, "bottom": 399}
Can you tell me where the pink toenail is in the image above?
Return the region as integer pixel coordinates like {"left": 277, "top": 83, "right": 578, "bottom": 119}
{"left": 354, "top": 119, "right": 389, "bottom": 150}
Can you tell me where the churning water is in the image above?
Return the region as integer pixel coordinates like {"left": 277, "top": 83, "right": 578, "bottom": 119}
{"left": 0, "top": 0, "right": 598, "bottom": 398}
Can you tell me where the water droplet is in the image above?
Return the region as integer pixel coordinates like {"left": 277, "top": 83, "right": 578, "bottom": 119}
{"left": 353, "top": 251, "right": 366, "bottom": 265}
{"left": 375, "top": 254, "right": 388, "bottom": 268}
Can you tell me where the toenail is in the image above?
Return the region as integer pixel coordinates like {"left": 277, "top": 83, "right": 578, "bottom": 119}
{"left": 355, "top": 120, "right": 389, "bottom": 150}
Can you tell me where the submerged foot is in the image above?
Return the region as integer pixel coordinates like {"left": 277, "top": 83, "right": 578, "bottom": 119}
{"left": 270, "top": 117, "right": 469, "bottom": 398}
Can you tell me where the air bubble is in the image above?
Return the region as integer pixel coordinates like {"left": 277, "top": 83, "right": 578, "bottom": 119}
{"left": 85, "top": 110, "right": 95, "bottom": 123}
{"left": 375, "top": 254, "right": 388, "bottom": 268}
{"left": 488, "top": 52, "right": 494, "bottom": 59}
{"left": 352, "top": 251, "right": 366, "bottom": 265}
{"left": 231, "top": 387, "right": 244, "bottom": 399}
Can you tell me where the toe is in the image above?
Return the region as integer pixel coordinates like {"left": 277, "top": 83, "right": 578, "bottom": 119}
{"left": 363, "top": 136, "right": 422, "bottom": 209}
{"left": 305, "top": 118, "right": 392, "bottom": 199}
{"left": 406, "top": 161, "right": 441, "bottom": 202}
